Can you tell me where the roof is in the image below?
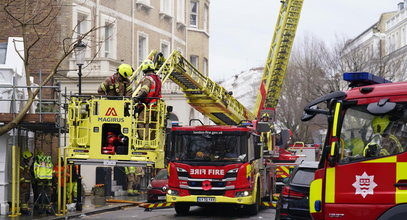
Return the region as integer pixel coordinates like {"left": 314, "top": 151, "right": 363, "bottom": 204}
{"left": 346, "top": 81, "right": 407, "bottom": 101}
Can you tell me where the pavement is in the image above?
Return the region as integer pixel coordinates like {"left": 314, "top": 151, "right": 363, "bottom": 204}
{"left": 0, "top": 193, "right": 149, "bottom": 220}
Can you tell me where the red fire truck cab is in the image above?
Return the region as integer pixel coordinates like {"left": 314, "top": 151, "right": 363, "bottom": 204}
{"left": 166, "top": 123, "right": 272, "bottom": 216}
{"left": 303, "top": 72, "right": 407, "bottom": 220}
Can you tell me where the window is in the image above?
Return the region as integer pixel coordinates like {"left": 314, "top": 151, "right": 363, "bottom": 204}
{"left": 104, "top": 22, "right": 114, "bottom": 58}
{"left": 137, "top": 0, "right": 150, "bottom": 5}
{"left": 77, "top": 13, "right": 88, "bottom": 37}
{"left": 203, "top": 58, "right": 208, "bottom": 76}
{"left": 160, "top": 41, "right": 170, "bottom": 57}
{"left": 160, "top": 0, "right": 173, "bottom": 16}
{"left": 291, "top": 168, "right": 316, "bottom": 186}
{"left": 204, "top": 5, "right": 209, "bottom": 32}
{"left": 177, "top": 0, "right": 185, "bottom": 23}
{"left": 190, "top": 1, "right": 198, "bottom": 27}
{"left": 339, "top": 104, "right": 407, "bottom": 164}
{"left": 0, "top": 43, "right": 7, "bottom": 64}
{"left": 138, "top": 33, "right": 148, "bottom": 65}
{"left": 190, "top": 55, "right": 198, "bottom": 68}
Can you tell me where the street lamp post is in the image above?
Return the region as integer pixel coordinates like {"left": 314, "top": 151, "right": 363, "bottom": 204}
{"left": 73, "top": 40, "right": 86, "bottom": 211}
{"left": 74, "top": 40, "right": 86, "bottom": 95}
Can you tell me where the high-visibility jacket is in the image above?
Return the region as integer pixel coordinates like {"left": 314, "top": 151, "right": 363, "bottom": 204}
{"left": 34, "top": 161, "right": 53, "bottom": 180}
{"left": 136, "top": 74, "right": 162, "bottom": 105}
{"left": 54, "top": 164, "right": 70, "bottom": 186}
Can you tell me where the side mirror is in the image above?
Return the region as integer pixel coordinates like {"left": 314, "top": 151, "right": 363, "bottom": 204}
{"left": 282, "top": 177, "right": 289, "bottom": 184}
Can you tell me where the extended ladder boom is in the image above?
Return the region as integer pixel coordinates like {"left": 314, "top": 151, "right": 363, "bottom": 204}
{"left": 133, "top": 50, "right": 255, "bottom": 125}
{"left": 253, "top": 0, "right": 304, "bottom": 117}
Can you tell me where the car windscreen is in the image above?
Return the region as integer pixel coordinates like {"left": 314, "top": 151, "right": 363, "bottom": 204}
{"left": 290, "top": 168, "right": 316, "bottom": 186}
{"left": 154, "top": 169, "right": 168, "bottom": 180}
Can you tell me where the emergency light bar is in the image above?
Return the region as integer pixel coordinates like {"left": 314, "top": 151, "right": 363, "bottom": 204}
{"left": 343, "top": 72, "right": 391, "bottom": 88}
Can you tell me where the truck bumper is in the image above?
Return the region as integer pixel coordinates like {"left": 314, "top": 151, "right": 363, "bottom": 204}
{"left": 166, "top": 194, "right": 255, "bottom": 205}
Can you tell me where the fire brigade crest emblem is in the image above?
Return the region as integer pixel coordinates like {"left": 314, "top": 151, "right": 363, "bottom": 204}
{"left": 352, "top": 172, "right": 378, "bottom": 198}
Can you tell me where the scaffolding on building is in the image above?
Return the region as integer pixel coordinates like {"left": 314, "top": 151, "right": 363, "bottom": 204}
{"left": 0, "top": 71, "right": 68, "bottom": 216}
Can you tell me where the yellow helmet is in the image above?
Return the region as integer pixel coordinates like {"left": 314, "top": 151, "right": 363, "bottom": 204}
{"left": 372, "top": 115, "right": 390, "bottom": 134}
{"left": 22, "top": 150, "right": 33, "bottom": 159}
{"left": 141, "top": 60, "right": 155, "bottom": 73}
{"left": 117, "top": 64, "right": 134, "bottom": 78}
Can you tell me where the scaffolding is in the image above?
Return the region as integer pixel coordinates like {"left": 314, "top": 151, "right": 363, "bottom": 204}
{"left": 0, "top": 71, "right": 67, "bottom": 216}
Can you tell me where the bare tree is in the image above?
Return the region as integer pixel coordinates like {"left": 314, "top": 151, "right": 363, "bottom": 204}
{"left": 0, "top": 0, "right": 104, "bottom": 135}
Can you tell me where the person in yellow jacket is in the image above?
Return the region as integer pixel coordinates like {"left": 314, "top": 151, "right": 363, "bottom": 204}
{"left": 98, "top": 63, "right": 134, "bottom": 96}
{"left": 33, "top": 154, "right": 54, "bottom": 214}
{"left": 20, "top": 150, "right": 33, "bottom": 215}
{"left": 125, "top": 166, "right": 144, "bottom": 195}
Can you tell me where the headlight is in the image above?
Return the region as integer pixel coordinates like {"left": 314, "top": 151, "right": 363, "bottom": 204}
{"left": 235, "top": 190, "right": 250, "bottom": 197}
{"left": 167, "top": 189, "right": 179, "bottom": 196}
{"left": 227, "top": 168, "right": 239, "bottom": 173}
{"left": 176, "top": 167, "right": 187, "bottom": 172}
{"left": 162, "top": 185, "right": 168, "bottom": 192}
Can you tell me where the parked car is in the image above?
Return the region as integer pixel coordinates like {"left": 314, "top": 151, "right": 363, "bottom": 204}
{"left": 275, "top": 161, "right": 319, "bottom": 220}
{"left": 147, "top": 169, "right": 168, "bottom": 203}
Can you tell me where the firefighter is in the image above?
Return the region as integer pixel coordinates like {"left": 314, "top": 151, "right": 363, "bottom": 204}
{"left": 33, "top": 154, "right": 54, "bottom": 214}
{"left": 133, "top": 60, "right": 162, "bottom": 140}
{"left": 20, "top": 150, "right": 33, "bottom": 215}
{"left": 97, "top": 63, "right": 134, "bottom": 96}
{"left": 125, "top": 166, "right": 144, "bottom": 195}
{"left": 364, "top": 115, "right": 403, "bottom": 157}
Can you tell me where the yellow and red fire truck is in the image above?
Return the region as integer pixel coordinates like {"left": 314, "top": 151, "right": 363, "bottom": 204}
{"left": 304, "top": 72, "right": 407, "bottom": 219}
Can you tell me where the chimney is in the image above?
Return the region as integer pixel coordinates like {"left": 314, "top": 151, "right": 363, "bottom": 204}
{"left": 399, "top": 2, "right": 405, "bottom": 11}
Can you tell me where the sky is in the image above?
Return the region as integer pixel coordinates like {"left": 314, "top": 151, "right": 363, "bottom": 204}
{"left": 209, "top": 0, "right": 402, "bottom": 81}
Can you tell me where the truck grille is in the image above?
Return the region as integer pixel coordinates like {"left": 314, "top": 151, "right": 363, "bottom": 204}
{"left": 189, "top": 190, "right": 225, "bottom": 196}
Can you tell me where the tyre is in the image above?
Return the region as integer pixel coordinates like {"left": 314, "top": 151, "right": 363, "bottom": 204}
{"left": 174, "top": 203, "right": 190, "bottom": 216}
{"left": 247, "top": 185, "right": 260, "bottom": 216}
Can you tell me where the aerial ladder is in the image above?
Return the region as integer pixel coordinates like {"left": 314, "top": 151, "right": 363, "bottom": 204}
{"left": 252, "top": 0, "right": 305, "bottom": 200}
{"left": 132, "top": 50, "right": 255, "bottom": 125}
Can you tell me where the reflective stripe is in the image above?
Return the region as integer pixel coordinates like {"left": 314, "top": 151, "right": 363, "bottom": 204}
{"left": 141, "top": 85, "right": 150, "bottom": 91}
{"left": 325, "top": 168, "right": 335, "bottom": 203}
{"left": 396, "top": 162, "right": 407, "bottom": 203}
{"left": 332, "top": 103, "right": 341, "bottom": 136}
{"left": 309, "top": 178, "right": 323, "bottom": 213}
{"left": 101, "top": 83, "right": 107, "bottom": 91}
{"left": 362, "top": 156, "right": 397, "bottom": 163}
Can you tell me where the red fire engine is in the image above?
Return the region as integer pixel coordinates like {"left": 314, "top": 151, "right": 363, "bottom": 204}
{"left": 167, "top": 124, "right": 271, "bottom": 215}
{"left": 304, "top": 72, "right": 407, "bottom": 219}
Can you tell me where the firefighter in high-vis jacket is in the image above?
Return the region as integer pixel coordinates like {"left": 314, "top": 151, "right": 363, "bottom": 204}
{"left": 97, "top": 63, "right": 134, "bottom": 96}
{"left": 20, "top": 150, "right": 33, "bottom": 215}
{"left": 33, "top": 154, "right": 54, "bottom": 214}
{"left": 124, "top": 166, "right": 144, "bottom": 195}
{"left": 364, "top": 115, "right": 403, "bottom": 157}
{"left": 133, "top": 60, "right": 162, "bottom": 140}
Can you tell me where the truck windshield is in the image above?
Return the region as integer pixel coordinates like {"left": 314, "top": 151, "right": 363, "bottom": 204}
{"left": 339, "top": 104, "right": 407, "bottom": 163}
{"left": 171, "top": 132, "right": 248, "bottom": 162}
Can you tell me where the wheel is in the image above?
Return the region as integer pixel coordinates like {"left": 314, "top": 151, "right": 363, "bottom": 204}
{"left": 174, "top": 203, "right": 190, "bottom": 216}
{"left": 247, "top": 185, "right": 260, "bottom": 216}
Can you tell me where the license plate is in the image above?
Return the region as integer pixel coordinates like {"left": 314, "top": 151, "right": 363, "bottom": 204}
{"left": 158, "top": 196, "right": 166, "bottom": 200}
{"left": 197, "top": 197, "right": 216, "bottom": 202}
